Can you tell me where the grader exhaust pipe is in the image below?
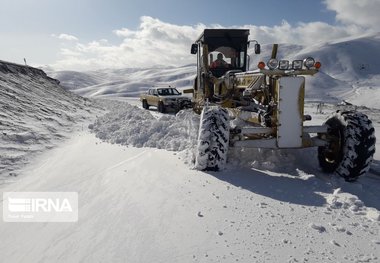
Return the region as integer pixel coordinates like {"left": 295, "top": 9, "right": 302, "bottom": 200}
{"left": 271, "top": 44, "right": 278, "bottom": 59}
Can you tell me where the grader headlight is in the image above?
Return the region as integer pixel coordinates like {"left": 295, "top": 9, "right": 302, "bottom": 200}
{"left": 292, "top": 60, "right": 303, "bottom": 70}
{"left": 267, "top": 58, "right": 279, "bottom": 70}
{"left": 278, "top": 60, "right": 289, "bottom": 70}
{"left": 303, "top": 57, "right": 315, "bottom": 69}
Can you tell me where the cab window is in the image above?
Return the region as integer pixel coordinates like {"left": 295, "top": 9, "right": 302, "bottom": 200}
{"left": 209, "top": 47, "right": 245, "bottom": 68}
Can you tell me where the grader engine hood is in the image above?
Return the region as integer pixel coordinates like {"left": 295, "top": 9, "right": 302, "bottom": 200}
{"left": 235, "top": 73, "right": 265, "bottom": 90}
{"left": 232, "top": 76, "right": 308, "bottom": 149}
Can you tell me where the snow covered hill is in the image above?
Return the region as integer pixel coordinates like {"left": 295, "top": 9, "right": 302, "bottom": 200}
{"left": 48, "top": 65, "right": 196, "bottom": 97}
{"left": 0, "top": 60, "right": 99, "bottom": 179}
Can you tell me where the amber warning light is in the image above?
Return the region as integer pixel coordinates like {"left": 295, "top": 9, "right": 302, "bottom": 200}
{"left": 258, "top": 61, "right": 266, "bottom": 70}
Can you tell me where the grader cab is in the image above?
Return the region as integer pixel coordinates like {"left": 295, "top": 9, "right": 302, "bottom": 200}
{"left": 190, "top": 29, "right": 260, "bottom": 111}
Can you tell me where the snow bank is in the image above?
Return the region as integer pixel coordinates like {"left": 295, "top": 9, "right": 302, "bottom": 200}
{"left": 0, "top": 60, "right": 98, "bottom": 178}
{"left": 89, "top": 100, "right": 199, "bottom": 153}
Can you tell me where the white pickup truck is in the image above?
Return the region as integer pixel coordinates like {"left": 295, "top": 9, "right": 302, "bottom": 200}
{"left": 140, "top": 87, "right": 192, "bottom": 113}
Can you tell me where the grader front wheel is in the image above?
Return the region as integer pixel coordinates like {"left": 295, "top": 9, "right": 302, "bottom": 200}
{"left": 195, "top": 106, "right": 230, "bottom": 171}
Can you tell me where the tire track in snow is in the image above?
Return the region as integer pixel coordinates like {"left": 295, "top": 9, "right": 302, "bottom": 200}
{"left": 106, "top": 150, "right": 148, "bottom": 171}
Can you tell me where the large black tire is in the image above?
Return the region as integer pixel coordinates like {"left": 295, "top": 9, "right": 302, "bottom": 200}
{"left": 142, "top": 100, "right": 149, "bottom": 109}
{"left": 195, "top": 106, "right": 229, "bottom": 171}
{"left": 158, "top": 101, "right": 165, "bottom": 113}
{"left": 318, "top": 111, "right": 376, "bottom": 181}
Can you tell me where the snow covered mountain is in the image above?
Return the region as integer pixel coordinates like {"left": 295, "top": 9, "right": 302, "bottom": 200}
{"left": 48, "top": 65, "right": 196, "bottom": 97}
{"left": 0, "top": 60, "right": 98, "bottom": 178}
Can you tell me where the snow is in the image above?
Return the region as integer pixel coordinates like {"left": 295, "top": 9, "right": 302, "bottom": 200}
{"left": 1, "top": 32, "right": 380, "bottom": 262}
{"left": 1, "top": 131, "right": 379, "bottom": 262}
{"left": 89, "top": 99, "right": 199, "bottom": 153}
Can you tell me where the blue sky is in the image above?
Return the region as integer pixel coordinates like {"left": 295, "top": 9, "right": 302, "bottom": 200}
{"left": 0, "top": 0, "right": 379, "bottom": 70}
{"left": 1, "top": 0, "right": 336, "bottom": 40}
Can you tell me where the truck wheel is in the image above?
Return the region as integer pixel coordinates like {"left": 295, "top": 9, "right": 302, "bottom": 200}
{"left": 158, "top": 101, "right": 166, "bottom": 113}
{"left": 142, "top": 100, "right": 149, "bottom": 109}
{"left": 195, "top": 106, "right": 229, "bottom": 171}
{"left": 318, "top": 111, "right": 376, "bottom": 181}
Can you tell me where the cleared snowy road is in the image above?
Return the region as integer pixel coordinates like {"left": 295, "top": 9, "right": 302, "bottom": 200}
{"left": 1, "top": 131, "right": 379, "bottom": 262}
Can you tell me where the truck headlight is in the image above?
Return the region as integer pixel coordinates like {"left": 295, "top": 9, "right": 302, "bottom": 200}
{"left": 278, "top": 60, "right": 289, "bottom": 70}
{"left": 292, "top": 60, "right": 303, "bottom": 70}
{"left": 303, "top": 57, "right": 315, "bottom": 69}
{"left": 267, "top": 58, "right": 278, "bottom": 70}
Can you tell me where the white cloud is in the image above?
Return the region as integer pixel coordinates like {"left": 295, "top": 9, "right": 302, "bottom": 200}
{"left": 60, "top": 48, "right": 82, "bottom": 57}
{"left": 52, "top": 33, "right": 79, "bottom": 41}
{"left": 324, "top": 0, "right": 380, "bottom": 28}
{"left": 243, "top": 21, "right": 362, "bottom": 46}
{"left": 113, "top": 28, "right": 136, "bottom": 38}
{"left": 53, "top": 16, "right": 205, "bottom": 70}
{"left": 52, "top": 2, "right": 380, "bottom": 71}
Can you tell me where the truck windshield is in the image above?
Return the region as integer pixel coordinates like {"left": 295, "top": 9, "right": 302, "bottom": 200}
{"left": 157, "top": 88, "right": 181, "bottom": 96}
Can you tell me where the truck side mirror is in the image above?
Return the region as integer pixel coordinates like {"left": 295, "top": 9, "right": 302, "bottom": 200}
{"left": 255, "top": 44, "right": 261, "bottom": 54}
{"left": 191, "top": 44, "right": 198, "bottom": 54}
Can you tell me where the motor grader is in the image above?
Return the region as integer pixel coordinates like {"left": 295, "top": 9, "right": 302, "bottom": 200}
{"left": 186, "top": 29, "right": 376, "bottom": 182}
